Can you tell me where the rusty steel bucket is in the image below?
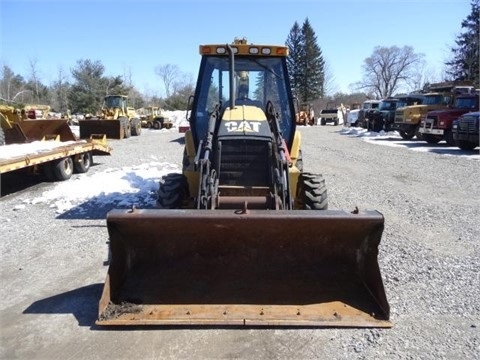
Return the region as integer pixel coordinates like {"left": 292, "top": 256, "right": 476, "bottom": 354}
{"left": 5, "top": 119, "right": 77, "bottom": 144}
{"left": 97, "top": 209, "right": 391, "bottom": 327}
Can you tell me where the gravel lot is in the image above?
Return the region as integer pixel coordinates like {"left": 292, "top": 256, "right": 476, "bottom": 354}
{"left": 1, "top": 125, "right": 479, "bottom": 359}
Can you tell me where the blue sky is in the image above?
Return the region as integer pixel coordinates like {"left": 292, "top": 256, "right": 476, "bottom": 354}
{"left": 0, "top": 0, "right": 470, "bottom": 96}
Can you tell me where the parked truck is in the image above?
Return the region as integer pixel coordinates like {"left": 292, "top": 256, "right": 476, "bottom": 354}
{"left": 392, "top": 82, "right": 474, "bottom": 140}
{"left": 418, "top": 93, "right": 479, "bottom": 145}
{"left": 452, "top": 111, "right": 479, "bottom": 150}
{"left": 366, "top": 95, "right": 424, "bottom": 132}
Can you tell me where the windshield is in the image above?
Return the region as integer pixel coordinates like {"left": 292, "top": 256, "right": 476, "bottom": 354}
{"left": 397, "top": 96, "right": 423, "bottom": 108}
{"left": 190, "top": 55, "right": 294, "bottom": 147}
{"left": 105, "top": 96, "right": 123, "bottom": 108}
{"left": 423, "top": 94, "right": 452, "bottom": 106}
{"left": 455, "top": 97, "right": 479, "bottom": 109}
{"left": 379, "top": 101, "right": 397, "bottom": 111}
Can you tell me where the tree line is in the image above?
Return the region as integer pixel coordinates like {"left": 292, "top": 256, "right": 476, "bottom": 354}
{"left": 0, "top": 0, "right": 477, "bottom": 115}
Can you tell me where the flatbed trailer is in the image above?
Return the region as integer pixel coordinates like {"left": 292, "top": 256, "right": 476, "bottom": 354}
{"left": 0, "top": 135, "right": 111, "bottom": 182}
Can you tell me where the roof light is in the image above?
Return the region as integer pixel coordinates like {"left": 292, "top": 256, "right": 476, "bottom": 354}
{"left": 216, "top": 47, "right": 226, "bottom": 54}
{"left": 249, "top": 47, "right": 259, "bottom": 54}
{"left": 261, "top": 47, "right": 271, "bottom": 55}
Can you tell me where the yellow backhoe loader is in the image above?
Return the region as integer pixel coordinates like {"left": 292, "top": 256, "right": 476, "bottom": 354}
{"left": 79, "top": 95, "right": 142, "bottom": 140}
{"left": 97, "top": 39, "right": 391, "bottom": 327}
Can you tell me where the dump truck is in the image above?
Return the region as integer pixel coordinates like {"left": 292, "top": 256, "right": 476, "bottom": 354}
{"left": 393, "top": 82, "right": 474, "bottom": 140}
{"left": 418, "top": 93, "right": 479, "bottom": 145}
{"left": 97, "top": 39, "right": 391, "bottom": 327}
{"left": 78, "top": 95, "right": 142, "bottom": 140}
{"left": 0, "top": 104, "right": 111, "bottom": 181}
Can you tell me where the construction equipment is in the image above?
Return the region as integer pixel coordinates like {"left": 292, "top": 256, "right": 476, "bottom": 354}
{"left": 0, "top": 104, "right": 75, "bottom": 145}
{"left": 295, "top": 104, "right": 315, "bottom": 126}
{"left": 97, "top": 38, "right": 391, "bottom": 327}
{"left": 78, "top": 95, "right": 142, "bottom": 139}
{"left": 139, "top": 106, "right": 173, "bottom": 129}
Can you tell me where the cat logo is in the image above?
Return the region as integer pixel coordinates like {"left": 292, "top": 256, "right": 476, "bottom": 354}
{"left": 224, "top": 121, "right": 261, "bottom": 133}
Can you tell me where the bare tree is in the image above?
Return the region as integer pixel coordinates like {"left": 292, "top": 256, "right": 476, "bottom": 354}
{"left": 355, "top": 46, "right": 425, "bottom": 98}
{"left": 28, "top": 58, "right": 41, "bottom": 102}
{"left": 155, "top": 64, "right": 180, "bottom": 97}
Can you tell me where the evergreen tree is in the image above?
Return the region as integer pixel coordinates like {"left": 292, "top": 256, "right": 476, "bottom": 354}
{"left": 285, "top": 21, "right": 304, "bottom": 99}
{"left": 300, "top": 18, "right": 325, "bottom": 102}
{"left": 445, "top": 0, "right": 479, "bottom": 87}
{"left": 286, "top": 19, "right": 325, "bottom": 103}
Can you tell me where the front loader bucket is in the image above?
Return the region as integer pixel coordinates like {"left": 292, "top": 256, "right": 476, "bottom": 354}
{"left": 79, "top": 119, "right": 123, "bottom": 139}
{"left": 5, "top": 119, "right": 77, "bottom": 144}
{"left": 97, "top": 209, "right": 391, "bottom": 327}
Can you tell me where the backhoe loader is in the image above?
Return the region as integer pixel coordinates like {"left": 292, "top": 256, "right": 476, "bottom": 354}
{"left": 78, "top": 95, "right": 141, "bottom": 139}
{"left": 97, "top": 39, "right": 391, "bottom": 327}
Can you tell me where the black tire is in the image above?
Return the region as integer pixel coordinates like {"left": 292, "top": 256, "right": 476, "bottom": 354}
{"left": 52, "top": 157, "right": 74, "bottom": 181}
{"left": 119, "top": 117, "right": 131, "bottom": 138}
{"left": 414, "top": 125, "right": 423, "bottom": 140}
{"left": 157, "top": 173, "right": 190, "bottom": 209}
{"left": 445, "top": 130, "right": 456, "bottom": 146}
{"left": 320, "top": 118, "right": 326, "bottom": 126}
{"left": 73, "top": 152, "right": 92, "bottom": 173}
{"left": 153, "top": 119, "right": 162, "bottom": 129}
{"left": 131, "top": 118, "right": 141, "bottom": 136}
{"left": 398, "top": 130, "right": 415, "bottom": 140}
{"left": 423, "top": 134, "right": 441, "bottom": 144}
{"left": 295, "top": 172, "right": 328, "bottom": 210}
{"left": 0, "top": 126, "right": 5, "bottom": 146}
{"left": 457, "top": 140, "right": 478, "bottom": 151}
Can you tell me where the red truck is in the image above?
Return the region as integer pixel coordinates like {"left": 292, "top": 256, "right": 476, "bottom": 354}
{"left": 418, "top": 93, "right": 479, "bottom": 145}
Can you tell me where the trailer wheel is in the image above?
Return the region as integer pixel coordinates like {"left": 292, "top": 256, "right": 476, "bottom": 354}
{"left": 73, "top": 152, "right": 92, "bottom": 173}
{"left": 131, "top": 118, "right": 142, "bottom": 136}
{"left": 52, "top": 157, "right": 74, "bottom": 181}
{"left": 295, "top": 172, "right": 328, "bottom": 210}
{"left": 157, "top": 173, "right": 189, "bottom": 209}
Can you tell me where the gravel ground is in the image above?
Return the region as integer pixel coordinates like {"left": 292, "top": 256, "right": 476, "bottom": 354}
{"left": 0, "top": 125, "right": 479, "bottom": 359}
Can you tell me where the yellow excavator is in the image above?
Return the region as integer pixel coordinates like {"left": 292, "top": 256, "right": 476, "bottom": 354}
{"left": 79, "top": 95, "right": 142, "bottom": 140}
{"left": 97, "top": 39, "right": 391, "bottom": 327}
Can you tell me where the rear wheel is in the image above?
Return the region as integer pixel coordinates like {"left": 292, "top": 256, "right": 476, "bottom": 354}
{"left": 295, "top": 172, "right": 328, "bottom": 210}
{"left": 73, "top": 152, "right": 92, "bottom": 173}
{"left": 157, "top": 173, "right": 190, "bottom": 208}
{"left": 46, "top": 157, "right": 74, "bottom": 181}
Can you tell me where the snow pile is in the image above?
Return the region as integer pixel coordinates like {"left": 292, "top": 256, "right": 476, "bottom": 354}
{"left": 0, "top": 140, "right": 85, "bottom": 160}
{"left": 26, "top": 161, "right": 180, "bottom": 214}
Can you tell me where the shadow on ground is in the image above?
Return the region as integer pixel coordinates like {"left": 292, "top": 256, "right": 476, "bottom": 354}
{"left": 23, "top": 283, "right": 103, "bottom": 327}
